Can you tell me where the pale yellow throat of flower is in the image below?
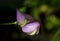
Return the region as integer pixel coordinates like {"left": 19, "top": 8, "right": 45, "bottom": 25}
{"left": 20, "top": 19, "right": 30, "bottom": 27}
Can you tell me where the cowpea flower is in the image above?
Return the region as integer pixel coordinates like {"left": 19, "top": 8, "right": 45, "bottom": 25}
{"left": 17, "top": 9, "right": 40, "bottom": 35}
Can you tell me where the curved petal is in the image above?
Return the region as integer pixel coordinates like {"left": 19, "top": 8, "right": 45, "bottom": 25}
{"left": 22, "top": 22, "right": 40, "bottom": 33}
{"left": 28, "top": 28, "right": 38, "bottom": 35}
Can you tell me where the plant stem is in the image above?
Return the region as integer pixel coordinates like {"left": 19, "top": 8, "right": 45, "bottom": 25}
{"left": 0, "top": 21, "right": 17, "bottom": 25}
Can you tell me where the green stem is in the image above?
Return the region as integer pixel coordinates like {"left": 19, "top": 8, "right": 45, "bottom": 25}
{"left": 0, "top": 21, "right": 17, "bottom": 25}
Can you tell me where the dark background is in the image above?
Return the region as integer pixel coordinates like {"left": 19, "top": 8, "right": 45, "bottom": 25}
{"left": 0, "top": 0, "right": 17, "bottom": 41}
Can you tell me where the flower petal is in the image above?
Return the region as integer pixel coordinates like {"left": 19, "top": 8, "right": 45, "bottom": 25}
{"left": 23, "top": 14, "right": 34, "bottom": 22}
{"left": 22, "top": 22, "right": 40, "bottom": 33}
{"left": 16, "top": 9, "right": 26, "bottom": 25}
{"left": 28, "top": 28, "right": 38, "bottom": 35}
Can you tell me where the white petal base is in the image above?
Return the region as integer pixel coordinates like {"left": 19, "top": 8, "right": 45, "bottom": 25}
{"left": 28, "top": 28, "right": 38, "bottom": 36}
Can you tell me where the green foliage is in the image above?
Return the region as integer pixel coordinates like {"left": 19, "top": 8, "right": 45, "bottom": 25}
{"left": 23, "top": 0, "right": 60, "bottom": 8}
{"left": 31, "top": 8, "right": 40, "bottom": 20}
{"left": 24, "top": 0, "right": 38, "bottom": 7}
{"left": 19, "top": 7, "right": 26, "bottom": 13}
{"left": 51, "top": 29, "right": 60, "bottom": 41}
{"left": 45, "top": 15, "right": 59, "bottom": 30}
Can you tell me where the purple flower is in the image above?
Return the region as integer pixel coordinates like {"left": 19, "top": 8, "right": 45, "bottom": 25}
{"left": 17, "top": 9, "right": 40, "bottom": 35}
{"left": 22, "top": 22, "right": 40, "bottom": 35}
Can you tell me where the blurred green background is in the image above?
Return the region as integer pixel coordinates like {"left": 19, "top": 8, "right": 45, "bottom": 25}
{"left": 17, "top": 0, "right": 60, "bottom": 41}
{"left": 0, "top": 0, "right": 60, "bottom": 41}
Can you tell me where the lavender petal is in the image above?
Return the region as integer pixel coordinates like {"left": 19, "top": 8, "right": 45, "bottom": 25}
{"left": 16, "top": 9, "right": 26, "bottom": 25}
{"left": 22, "top": 22, "right": 40, "bottom": 33}
{"left": 23, "top": 14, "right": 34, "bottom": 22}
